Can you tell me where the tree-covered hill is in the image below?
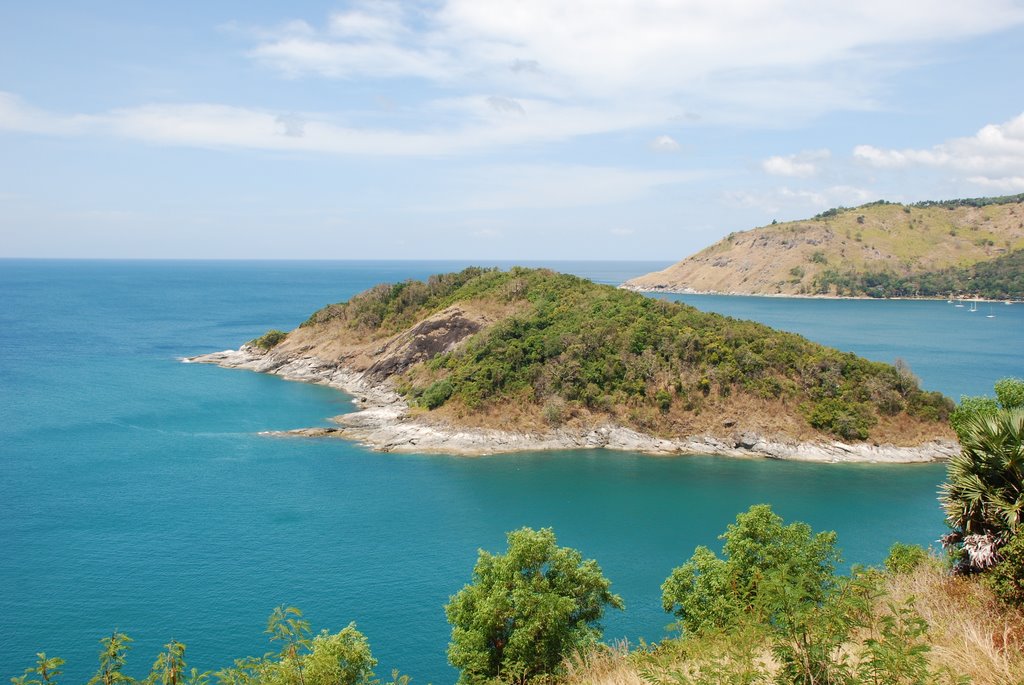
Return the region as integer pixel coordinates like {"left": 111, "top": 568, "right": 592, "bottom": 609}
{"left": 263, "top": 267, "right": 952, "bottom": 444}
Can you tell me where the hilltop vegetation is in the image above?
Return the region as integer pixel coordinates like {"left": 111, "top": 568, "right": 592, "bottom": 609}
{"left": 624, "top": 194, "right": 1024, "bottom": 298}
{"left": 277, "top": 267, "right": 951, "bottom": 444}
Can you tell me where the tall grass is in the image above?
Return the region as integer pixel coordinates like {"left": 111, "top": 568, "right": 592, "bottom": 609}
{"left": 564, "top": 563, "right": 1024, "bottom": 685}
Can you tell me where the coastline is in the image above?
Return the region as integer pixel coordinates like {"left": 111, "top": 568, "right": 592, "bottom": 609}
{"left": 184, "top": 347, "right": 958, "bottom": 464}
{"left": 619, "top": 283, "right": 1019, "bottom": 303}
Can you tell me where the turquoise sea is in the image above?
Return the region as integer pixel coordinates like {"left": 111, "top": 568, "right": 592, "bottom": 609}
{"left": 2, "top": 260, "right": 1022, "bottom": 684}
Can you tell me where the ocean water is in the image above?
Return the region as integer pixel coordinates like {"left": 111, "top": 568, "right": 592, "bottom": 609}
{"left": 1, "top": 260, "right": 1021, "bottom": 685}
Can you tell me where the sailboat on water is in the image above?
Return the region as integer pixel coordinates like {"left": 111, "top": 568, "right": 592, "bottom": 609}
{"left": 987, "top": 303, "right": 996, "bottom": 318}
{"left": 969, "top": 299, "right": 978, "bottom": 312}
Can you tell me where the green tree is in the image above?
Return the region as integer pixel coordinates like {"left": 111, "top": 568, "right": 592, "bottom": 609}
{"left": 950, "top": 377, "right": 1024, "bottom": 441}
{"left": 661, "top": 505, "right": 841, "bottom": 635}
{"left": 302, "top": 627, "right": 376, "bottom": 685}
{"left": 88, "top": 633, "right": 135, "bottom": 685}
{"left": 266, "top": 606, "right": 311, "bottom": 685}
{"left": 214, "top": 608, "right": 376, "bottom": 685}
{"left": 145, "top": 642, "right": 208, "bottom": 685}
{"left": 940, "top": 408, "right": 1024, "bottom": 572}
{"left": 661, "top": 505, "right": 872, "bottom": 685}
{"left": 445, "top": 527, "right": 623, "bottom": 685}
{"left": 11, "top": 653, "right": 64, "bottom": 685}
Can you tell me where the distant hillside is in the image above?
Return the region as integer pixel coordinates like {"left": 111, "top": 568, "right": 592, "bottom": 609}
{"left": 624, "top": 194, "right": 1024, "bottom": 298}
{"left": 236, "top": 267, "right": 952, "bottom": 447}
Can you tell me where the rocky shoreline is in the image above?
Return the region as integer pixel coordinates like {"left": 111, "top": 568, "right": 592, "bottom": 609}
{"left": 620, "top": 283, "right": 1017, "bottom": 303}
{"left": 184, "top": 347, "right": 958, "bottom": 463}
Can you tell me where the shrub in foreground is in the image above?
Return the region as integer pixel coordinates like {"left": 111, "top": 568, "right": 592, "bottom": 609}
{"left": 659, "top": 505, "right": 965, "bottom": 685}
{"left": 949, "top": 376, "right": 1024, "bottom": 441}
{"left": 884, "top": 542, "right": 929, "bottom": 575}
{"left": 661, "top": 504, "right": 840, "bottom": 635}
{"left": 446, "top": 527, "right": 623, "bottom": 685}
{"left": 12, "top": 608, "right": 392, "bottom": 685}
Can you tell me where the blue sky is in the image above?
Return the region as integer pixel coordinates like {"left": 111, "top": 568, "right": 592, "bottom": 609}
{"left": 2, "top": 1, "right": 1023, "bottom": 260}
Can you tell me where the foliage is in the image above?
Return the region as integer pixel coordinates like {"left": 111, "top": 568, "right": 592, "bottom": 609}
{"left": 995, "top": 378, "right": 1024, "bottom": 411}
{"left": 949, "top": 396, "right": 1001, "bottom": 442}
{"left": 419, "top": 379, "right": 454, "bottom": 410}
{"left": 300, "top": 267, "right": 500, "bottom": 331}
{"left": 88, "top": 633, "right": 134, "bottom": 685}
{"left": 657, "top": 506, "right": 968, "bottom": 685}
{"left": 12, "top": 654, "right": 64, "bottom": 685}
{"left": 303, "top": 267, "right": 952, "bottom": 441}
{"left": 983, "top": 532, "right": 1024, "bottom": 606}
{"left": 939, "top": 408, "right": 1024, "bottom": 571}
{"left": 910, "top": 192, "right": 1024, "bottom": 210}
{"left": 12, "top": 609, "right": 385, "bottom": 685}
{"left": 661, "top": 505, "right": 841, "bottom": 636}
{"left": 811, "top": 249, "right": 1024, "bottom": 300}
{"left": 251, "top": 330, "right": 288, "bottom": 350}
{"left": 445, "top": 527, "right": 623, "bottom": 685}
{"left": 884, "top": 543, "right": 928, "bottom": 575}
{"left": 856, "top": 600, "right": 940, "bottom": 685}
{"left": 214, "top": 607, "right": 377, "bottom": 685}
{"left": 949, "top": 377, "right": 1023, "bottom": 441}
{"left": 806, "top": 398, "right": 877, "bottom": 440}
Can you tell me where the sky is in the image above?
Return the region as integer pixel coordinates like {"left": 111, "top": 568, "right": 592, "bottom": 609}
{"left": 1, "top": 1, "right": 1023, "bottom": 260}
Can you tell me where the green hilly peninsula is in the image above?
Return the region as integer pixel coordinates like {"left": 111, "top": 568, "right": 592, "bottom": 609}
{"left": 247, "top": 267, "right": 952, "bottom": 448}
{"left": 624, "top": 193, "right": 1024, "bottom": 298}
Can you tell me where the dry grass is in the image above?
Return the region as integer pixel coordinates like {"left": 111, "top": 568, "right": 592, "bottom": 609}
{"left": 886, "top": 563, "right": 1024, "bottom": 685}
{"left": 563, "top": 564, "right": 1024, "bottom": 685}
{"left": 626, "top": 200, "right": 1024, "bottom": 297}
{"left": 562, "top": 643, "right": 646, "bottom": 685}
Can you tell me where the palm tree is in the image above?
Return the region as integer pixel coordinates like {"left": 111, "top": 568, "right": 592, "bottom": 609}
{"left": 940, "top": 408, "right": 1024, "bottom": 570}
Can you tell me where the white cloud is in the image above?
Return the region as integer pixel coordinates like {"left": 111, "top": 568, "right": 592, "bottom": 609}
{"left": 0, "top": 91, "right": 672, "bottom": 157}
{"left": 966, "top": 175, "right": 1024, "bottom": 192}
{"left": 649, "top": 135, "right": 680, "bottom": 152}
{"left": 609, "top": 227, "right": 635, "bottom": 236}
{"left": 6, "top": 3, "right": 1024, "bottom": 160}
{"left": 853, "top": 113, "right": 1024, "bottom": 183}
{"left": 762, "top": 149, "right": 831, "bottom": 177}
{"left": 245, "top": 1, "right": 1024, "bottom": 123}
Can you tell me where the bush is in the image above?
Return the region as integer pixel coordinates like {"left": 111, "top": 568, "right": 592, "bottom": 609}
{"left": 950, "top": 396, "right": 1000, "bottom": 441}
{"left": 806, "top": 398, "right": 877, "bottom": 440}
{"left": 984, "top": 533, "right": 1024, "bottom": 606}
{"left": 542, "top": 397, "right": 567, "bottom": 426}
{"left": 654, "top": 389, "right": 672, "bottom": 413}
{"left": 661, "top": 504, "right": 840, "bottom": 635}
{"left": 884, "top": 543, "right": 928, "bottom": 575}
{"left": 950, "top": 378, "right": 1024, "bottom": 441}
{"left": 12, "top": 608, "right": 386, "bottom": 685}
{"left": 995, "top": 377, "right": 1024, "bottom": 410}
{"left": 421, "top": 379, "right": 454, "bottom": 409}
{"left": 445, "top": 527, "right": 623, "bottom": 684}
{"left": 251, "top": 329, "right": 288, "bottom": 350}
